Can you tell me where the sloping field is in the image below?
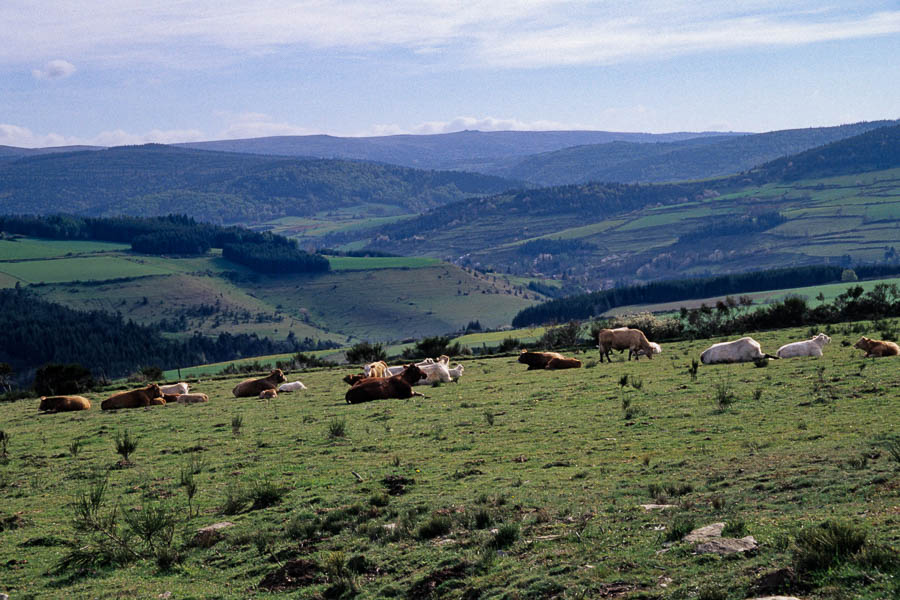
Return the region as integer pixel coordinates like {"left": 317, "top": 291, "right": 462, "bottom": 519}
{"left": 1, "top": 323, "right": 898, "bottom": 599}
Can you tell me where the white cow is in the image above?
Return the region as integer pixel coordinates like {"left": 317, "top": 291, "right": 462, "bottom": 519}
{"left": 700, "top": 337, "right": 777, "bottom": 364}
{"left": 633, "top": 341, "right": 662, "bottom": 359}
{"left": 160, "top": 382, "right": 189, "bottom": 395}
{"left": 414, "top": 362, "right": 453, "bottom": 385}
{"left": 776, "top": 333, "right": 831, "bottom": 358}
{"left": 385, "top": 356, "right": 450, "bottom": 377}
{"left": 448, "top": 364, "right": 465, "bottom": 381}
{"left": 278, "top": 381, "right": 308, "bottom": 392}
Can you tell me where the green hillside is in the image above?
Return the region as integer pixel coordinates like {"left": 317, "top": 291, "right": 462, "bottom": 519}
{"left": 349, "top": 125, "right": 900, "bottom": 288}
{"left": 0, "top": 145, "right": 520, "bottom": 223}
{"left": 490, "top": 120, "right": 897, "bottom": 186}
{"left": 0, "top": 238, "right": 539, "bottom": 348}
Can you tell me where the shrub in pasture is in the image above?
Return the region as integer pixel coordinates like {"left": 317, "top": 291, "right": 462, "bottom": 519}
{"left": 497, "top": 337, "right": 521, "bottom": 353}
{"left": 792, "top": 520, "right": 867, "bottom": 574}
{"left": 484, "top": 411, "right": 495, "bottom": 426}
{"left": 710, "top": 495, "right": 727, "bottom": 510}
{"left": 402, "top": 336, "right": 461, "bottom": 360}
{"left": 688, "top": 359, "right": 699, "bottom": 381}
{"left": 249, "top": 479, "right": 287, "bottom": 510}
{"left": 468, "top": 507, "right": 493, "bottom": 530}
{"left": 490, "top": 523, "right": 520, "bottom": 549}
{"left": 369, "top": 493, "right": 390, "bottom": 507}
{"left": 345, "top": 341, "right": 387, "bottom": 364}
{"left": 328, "top": 417, "right": 347, "bottom": 439}
{"left": 417, "top": 514, "right": 453, "bottom": 540}
{"left": 629, "top": 376, "right": 643, "bottom": 390}
{"left": 881, "top": 437, "right": 900, "bottom": 466}
{"left": 664, "top": 513, "right": 696, "bottom": 542}
{"left": 0, "top": 430, "right": 9, "bottom": 460}
{"left": 114, "top": 430, "right": 138, "bottom": 463}
{"left": 722, "top": 519, "right": 748, "bottom": 537}
{"left": 68, "top": 438, "right": 82, "bottom": 458}
{"left": 231, "top": 414, "right": 243, "bottom": 436}
{"left": 713, "top": 382, "right": 735, "bottom": 412}
{"left": 618, "top": 374, "right": 629, "bottom": 388}
{"left": 752, "top": 387, "right": 764, "bottom": 402}
{"left": 221, "top": 484, "right": 248, "bottom": 515}
{"left": 538, "top": 321, "right": 583, "bottom": 349}
{"left": 179, "top": 466, "right": 199, "bottom": 518}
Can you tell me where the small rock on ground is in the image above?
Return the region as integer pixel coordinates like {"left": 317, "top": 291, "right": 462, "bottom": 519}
{"left": 193, "top": 521, "right": 235, "bottom": 547}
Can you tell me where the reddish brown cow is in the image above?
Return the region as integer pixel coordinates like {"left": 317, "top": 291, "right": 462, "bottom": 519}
{"left": 854, "top": 336, "right": 900, "bottom": 357}
{"left": 545, "top": 357, "right": 582, "bottom": 369}
{"left": 342, "top": 373, "right": 369, "bottom": 386}
{"left": 162, "top": 393, "right": 181, "bottom": 403}
{"left": 101, "top": 384, "right": 163, "bottom": 410}
{"left": 517, "top": 350, "right": 565, "bottom": 370}
{"left": 259, "top": 389, "right": 277, "bottom": 399}
{"left": 232, "top": 369, "right": 286, "bottom": 398}
{"left": 345, "top": 365, "right": 426, "bottom": 404}
{"left": 39, "top": 395, "right": 91, "bottom": 412}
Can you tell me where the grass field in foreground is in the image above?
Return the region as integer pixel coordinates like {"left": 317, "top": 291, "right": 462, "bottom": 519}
{"left": 1, "top": 322, "right": 898, "bottom": 599}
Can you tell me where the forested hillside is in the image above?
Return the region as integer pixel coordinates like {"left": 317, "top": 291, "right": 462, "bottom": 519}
{"left": 0, "top": 145, "right": 519, "bottom": 222}
{"left": 490, "top": 120, "right": 897, "bottom": 185}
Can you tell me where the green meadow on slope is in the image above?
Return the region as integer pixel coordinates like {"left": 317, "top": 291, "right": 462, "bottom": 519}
{"left": 0, "top": 237, "right": 540, "bottom": 344}
{"left": 1, "top": 322, "right": 898, "bottom": 599}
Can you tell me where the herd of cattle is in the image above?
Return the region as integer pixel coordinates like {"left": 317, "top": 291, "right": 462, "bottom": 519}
{"left": 35, "top": 327, "right": 899, "bottom": 413}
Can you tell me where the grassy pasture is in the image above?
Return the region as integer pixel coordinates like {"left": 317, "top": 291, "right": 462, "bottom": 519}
{"left": 2, "top": 323, "right": 898, "bottom": 599}
{"left": 326, "top": 256, "right": 441, "bottom": 271}
{"left": 0, "top": 256, "right": 174, "bottom": 284}
{"left": 0, "top": 238, "right": 130, "bottom": 261}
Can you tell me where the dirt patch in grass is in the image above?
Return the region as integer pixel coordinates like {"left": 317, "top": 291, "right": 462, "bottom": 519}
{"left": 383, "top": 475, "right": 415, "bottom": 495}
{"left": 258, "top": 559, "right": 321, "bottom": 592}
{"left": 407, "top": 562, "right": 470, "bottom": 599}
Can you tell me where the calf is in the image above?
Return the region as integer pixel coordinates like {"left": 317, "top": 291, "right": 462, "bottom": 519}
{"left": 177, "top": 393, "right": 209, "bottom": 404}
{"left": 854, "top": 336, "right": 900, "bottom": 357}
{"left": 259, "top": 389, "right": 278, "bottom": 400}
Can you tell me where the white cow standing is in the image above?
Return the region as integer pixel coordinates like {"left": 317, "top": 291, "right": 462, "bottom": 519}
{"left": 776, "top": 333, "right": 831, "bottom": 358}
{"left": 700, "top": 337, "right": 777, "bottom": 364}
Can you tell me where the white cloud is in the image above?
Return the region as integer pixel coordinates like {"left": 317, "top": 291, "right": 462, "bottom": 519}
{"left": 214, "top": 111, "right": 313, "bottom": 139}
{"left": 405, "top": 116, "right": 576, "bottom": 135}
{"left": 1, "top": 2, "right": 898, "bottom": 70}
{"left": 0, "top": 123, "right": 205, "bottom": 148}
{"left": 31, "top": 59, "right": 76, "bottom": 80}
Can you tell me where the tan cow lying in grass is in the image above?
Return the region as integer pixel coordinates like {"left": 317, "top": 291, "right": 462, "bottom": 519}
{"left": 39, "top": 395, "right": 91, "bottom": 412}
{"left": 101, "top": 384, "right": 164, "bottom": 410}
{"left": 518, "top": 350, "right": 581, "bottom": 370}
{"left": 596, "top": 328, "right": 655, "bottom": 363}
{"left": 177, "top": 393, "right": 209, "bottom": 404}
{"left": 854, "top": 336, "right": 900, "bottom": 357}
{"left": 259, "top": 389, "right": 277, "bottom": 400}
{"left": 232, "top": 369, "right": 286, "bottom": 397}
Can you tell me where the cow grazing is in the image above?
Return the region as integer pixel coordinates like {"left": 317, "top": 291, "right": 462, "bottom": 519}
{"left": 364, "top": 361, "right": 389, "bottom": 378}
{"left": 518, "top": 350, "right": 566, "bottom": 370}
{"left": 854, "top": 336, "right": 900, "bottom": 358}
{"left": 39, "top": 395, "right": 91, "bottom": 412}
{"left": 101, "top": 384, "right": 164, "bottom": 410}
{"left": 259, "top": 389, "right": 277, "bottom": 400}
{"left": 177, "top": 393, "right": 209, "bottom": 404}
{"left": 232, "top": 369, "right": 286, "bottom": 398}
{"left": 700, "top": 337, "right": 777, "bottom": 364}
{"left": 278, "top": 381, "right": 307, "bottom": 392}
{"left": 160, "top": 382, "right": 189, "bottom": 395}
{"left": 345, "top": 365, "right": 426, "bottom": 404}
{"left": 596, "top": 328, "right": 655, "bottom": 363}
{"left": 545, "top": 357, "right": 582, "bottom": 369}
{"left": 777, "top": 333, "right": 831, "bottom": 358}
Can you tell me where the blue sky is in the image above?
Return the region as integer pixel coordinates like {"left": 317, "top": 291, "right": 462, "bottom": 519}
{"left": 1, "top": 1, "right": 898, "bottom": 147}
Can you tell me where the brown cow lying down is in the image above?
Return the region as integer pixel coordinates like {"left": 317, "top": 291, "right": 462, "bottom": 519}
{"left": 345, "top": 365, "right": 426, "bottom": 404}
{"left": 39, "top": 395, "right": 91, "bottom": 412}
{"left": 163, "top": 394, "right": 181, "bottom": 404}
{"left": 232, "top": 369, "right": 286, "bottom": 397}
{"left": 518, "top": 350, "right": 566, "bottom": 370}
{"left": 177, "top": 393, "right": 209, "bottom": 404}
{"left": 101, "top": 384, "right": 164, "bottom": 410}
{"left": 854, "top": 336, "right": 900, "bottom": 357}
{"left": 259, "top": 389, "right": 277, "bottom": 399}
{"left": 545, "top": 357, "right": 582, "bottom": 369}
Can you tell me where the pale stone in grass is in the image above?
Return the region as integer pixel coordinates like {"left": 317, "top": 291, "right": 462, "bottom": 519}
{"left": 695, "top": 536, "right": 758, "bottom": 555}
{"left": 193, "top": 521, "right": 235, "bottom": 547}
{"left": 683, "top": 522, "right": 725, "bottom": 542}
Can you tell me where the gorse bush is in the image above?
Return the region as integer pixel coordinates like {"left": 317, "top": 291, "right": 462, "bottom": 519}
{"left": 792, "top": 520, "right": 868, "bottom": 573}
{"left": 345, "top": 341, "right": 387, "bottom": 364}
{"left": 402, "top": 336, "right": 461, "bottom": 360}
{"left": 114, "top": 430, "right": 138, "bottom": 463}
{"left": 538, "top": 321, "right": 583, "bottom": 349}
{"left": 328, "top": 418, "right": 347, "bottom": 439}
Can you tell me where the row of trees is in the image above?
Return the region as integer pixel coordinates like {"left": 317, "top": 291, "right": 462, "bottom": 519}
{"left": 512, "top": 263, "right": 900, "bottom": 327}
{"left": 0, "top": 214, "right": 330, "bottom": 274}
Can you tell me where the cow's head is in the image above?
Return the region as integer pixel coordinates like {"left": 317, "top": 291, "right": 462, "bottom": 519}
{"left": 147, "top": 383, "right": 162, "bottom": 397}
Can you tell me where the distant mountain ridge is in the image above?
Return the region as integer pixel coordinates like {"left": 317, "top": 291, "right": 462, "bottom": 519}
{"left": 177, "top": 129, "right": 742, "bottom": 170}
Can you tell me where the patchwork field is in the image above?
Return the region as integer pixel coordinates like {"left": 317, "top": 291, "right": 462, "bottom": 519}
{"left": 2, "top": 323, "right": 898, "bottom": 599}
